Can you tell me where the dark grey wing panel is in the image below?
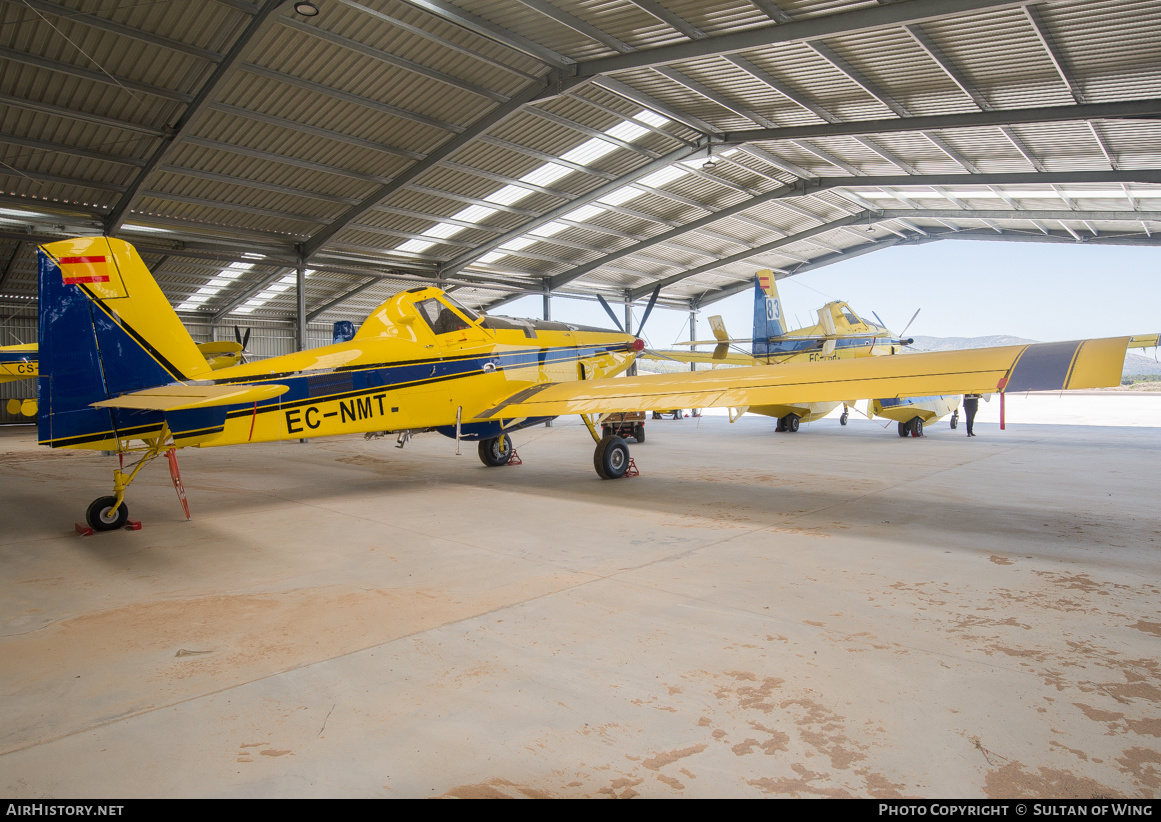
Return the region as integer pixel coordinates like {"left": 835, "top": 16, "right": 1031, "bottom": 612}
{"left": 1003, "top": 341, "right": 1083, "bottom": 392}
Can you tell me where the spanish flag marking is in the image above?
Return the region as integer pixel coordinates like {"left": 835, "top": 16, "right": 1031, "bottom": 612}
{"left": 758, "top": 274, "right": 771, "bottom": 291}
{"left": 60, "top": 255, "right": 109, "bottom": 284}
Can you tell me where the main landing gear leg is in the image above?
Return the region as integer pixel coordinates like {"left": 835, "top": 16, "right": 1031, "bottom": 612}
{"left": 84, "top": 428, "right": 175, "bottom": 531}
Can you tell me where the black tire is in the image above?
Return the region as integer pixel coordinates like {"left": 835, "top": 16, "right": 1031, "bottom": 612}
{"left": 840, "top": 413, "right": 848, "bottom": 426}
{"left": 86, "top": 496, "right": 128, "bottom": 531}
{"left": 594, "top": 435, "right": 630, "bottom": 479}
{"left": 950, "top": 411, "right": 958, "bottom": 430}
{"left": 634, "top": 423, "right": 645, "bottom": 444}
{"left": 911, "top": 417, "right": 924, "bottom": 438}
{"left": 898, "top": 421, "right": 910, "bottom": 438}
{"left": 478, "top": 434, "right": 513, "bottom": 467}
{"left": 783, "top": 414, "right": 800, "bottom": 433}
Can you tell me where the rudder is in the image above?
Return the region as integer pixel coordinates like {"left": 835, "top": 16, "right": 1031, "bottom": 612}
{"left": 752, "top": 269, "right": 786, "bottom": 358}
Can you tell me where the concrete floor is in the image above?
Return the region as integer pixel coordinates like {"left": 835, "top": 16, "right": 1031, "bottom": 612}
{"left": 0, "top": 412, "right": 1158, "bottom": 798}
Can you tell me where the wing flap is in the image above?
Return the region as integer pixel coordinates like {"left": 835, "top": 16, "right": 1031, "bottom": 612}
{"left": 92, "top": 383, "right": 289, "bottom": 411}
{"left": 474, "top": 338, "right": 1129, "bottom": 421}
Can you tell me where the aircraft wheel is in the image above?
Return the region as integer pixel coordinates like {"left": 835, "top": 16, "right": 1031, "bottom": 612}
{"left": 911, "top": 417, "right": 924, "bottom": 438}
{"left": 840, "top": 412, "right": 848, "bottom": 426}
{"left": 782, "top": 414, "right": 800, "bottom": 433}
{"left": 634, "top": 423, "right": 645, "bottom": 444}
{"left": 478, "top": 434, "right": 513, "bottom": 467}
{"left": 594, "top": 435, "right": 630, "bottom": 479}
{"left": 86, "top": 496, "right": 129, "bottom": 531}
{"left": 898, "top": 421, "right": 910, "bottom": 438}
{"left": 950, "top": 411, "right": 959, "bottom": 430}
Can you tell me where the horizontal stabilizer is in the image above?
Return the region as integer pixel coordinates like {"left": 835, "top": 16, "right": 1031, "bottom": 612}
{"left": 1128, "top": 333, "right": 1160, "bottom": 348}
{"left": 92, "top": 383, "right": 289, "bottom": 412}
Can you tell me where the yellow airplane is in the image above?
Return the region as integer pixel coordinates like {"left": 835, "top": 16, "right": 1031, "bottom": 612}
{"left": 653, "top": 271, "right": 956, "bottom": 433}
{"left": 1, "top": 342, "right": 38, "bottom": 417}
{"left": 36, "top": 237, "right": 1138, "bottom": 531}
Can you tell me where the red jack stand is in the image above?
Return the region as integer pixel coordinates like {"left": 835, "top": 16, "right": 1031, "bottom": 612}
{"left": 506, "top": 449, "right": 523, "bottom": 466}
{"left": 624, "top": 458, "right": 639, "bottom": 477}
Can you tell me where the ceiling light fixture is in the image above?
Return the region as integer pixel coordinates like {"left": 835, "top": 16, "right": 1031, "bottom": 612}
{"left": 294, "top": 2, "right": 319, "bottom": 17}
{"left": 702, "top": 144, "right": 718, "bottom": 171}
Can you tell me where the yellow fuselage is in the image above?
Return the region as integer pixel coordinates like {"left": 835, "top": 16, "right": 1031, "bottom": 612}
{"left": 60, "top": 286, "right": 638, "bottom": 451}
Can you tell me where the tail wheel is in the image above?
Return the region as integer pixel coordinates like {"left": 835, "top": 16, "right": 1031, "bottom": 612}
{"left": 950, "top": 411, "right": 959, "bottom": 430}
{"left": 86, "top": 496, "right": 129, "bottom": 531}
{"left": 840, "top": 412, "right": 848, "bottom": 426}
{"left": 782, "top": 414, "right": 800, "bottom": 433}
{"left": 911, "top": 417, "right": 924, "bottom": 438}
{"left": 478, "top": 434, "right": 513, "bottom": 467}
{"left": 594, "top": 435, "right": 630, "bottom": 479}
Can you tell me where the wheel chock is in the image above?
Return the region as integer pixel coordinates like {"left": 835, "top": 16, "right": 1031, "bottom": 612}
{"left": 74, "top": 520, "right": 143, "bottom": 536}
{"left": 625, "top": 458, "right": 639, "bottom": 477}
{"left": 506, "top": 449, "right": 523, "bottom": 466}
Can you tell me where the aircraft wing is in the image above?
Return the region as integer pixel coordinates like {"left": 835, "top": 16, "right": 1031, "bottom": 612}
{"left": 1129, "top": 333, "right": 1160, "bottom": 348}
{"left": 91, "top": 383, "right": 289, "bottom": 411}
{"left": 474, "top": 337, "right": 1129, "bottom": 420}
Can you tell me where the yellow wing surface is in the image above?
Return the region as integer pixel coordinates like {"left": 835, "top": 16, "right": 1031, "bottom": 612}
{"left": 0, "top": 342, "right": 38, "bottom": 384}
{"left": 92, "top": 383, "right": 288, "bottom": 412}
{"left": 476, "top": 337, "right": 1129, "bottom": 421}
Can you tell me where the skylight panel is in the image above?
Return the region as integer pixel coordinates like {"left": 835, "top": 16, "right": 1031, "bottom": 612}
{"left": 560, "top": 138, "right": 617, "bottom": 166}
{"left": 423, "top": 223, "right": 462, "bottom": 239}
{"left": 529, "top": 222, "right": 567, "bottom": 238}
{"left": 485, "top": 185, "right": 533, "bottom": 206}
{"left": 176, "top": 261, "right": 254, "bottom": 312}
{"left": 403, "top": 109, "right": 667, "bottom": 261}
{"left": 633, "top": 110, "right": 668, "bottom": 128}
{"left": 520, "top": 163, "right": 572, "bottom": 187}
{"left": 568, "top": 205, "right": 605, "bottom": 222}
{"left": 454, "top": 205, "right": 498, "bottom": 223}
{"left": 605, "top": 121, "right": 649, "bottom": 143}
{"left": 230, "top": 272, "right": 312, "bottom": 314}
{"left": 640, "top": 166, "right": 690, "bottom": 188}
{"left": 598, "top": 186, "right": 643, "bottom": 207}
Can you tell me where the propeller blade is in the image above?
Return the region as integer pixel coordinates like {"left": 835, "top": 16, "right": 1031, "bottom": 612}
{"left": 898, "top": 308, "right": 920, "bottom": 340}
{"left": 242, "top": 327, "right": 251, "bottom": 350}
{"left": 234, "top": 325, "right": 242, "bottom": 345}
{"left": 596, "top": 294, "right": 625, "bottom": 333}
{"left": 635, "top": 284, "right": 661, "bottom": 338}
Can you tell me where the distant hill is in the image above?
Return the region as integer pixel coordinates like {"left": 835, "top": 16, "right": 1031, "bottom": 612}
{"left": 910, "top": 335, "right": 1161, "bottom": 377}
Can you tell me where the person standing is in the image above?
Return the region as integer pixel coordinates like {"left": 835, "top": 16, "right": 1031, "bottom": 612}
{"left": 963, "top": 393, "right": 980, "bottom": 437}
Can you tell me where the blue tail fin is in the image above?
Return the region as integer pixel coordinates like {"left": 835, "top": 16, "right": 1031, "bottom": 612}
{"left": 38, "top": 237, "right": 210, "bottom": 449}
{"left": 751, "top": 270, "right": 786, "bottom": 358}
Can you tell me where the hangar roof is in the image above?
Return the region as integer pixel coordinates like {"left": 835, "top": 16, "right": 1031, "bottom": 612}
{"left": 1, "top": 0, "right": 1159, "bottom": 324}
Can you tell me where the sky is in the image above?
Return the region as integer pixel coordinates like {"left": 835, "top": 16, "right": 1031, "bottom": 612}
{"left": 494, "top": 238, "right": 1161, "bottom": 349}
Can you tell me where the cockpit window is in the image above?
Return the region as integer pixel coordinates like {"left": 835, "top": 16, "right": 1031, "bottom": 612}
{"left": 842, "top": 309, "right": 862, "bottom": 326}
{"left": 440, "top": 294, "right": 480, "bottom": 323}
{"left": 415, "top": 298, "right": 471, "bottom": 335}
